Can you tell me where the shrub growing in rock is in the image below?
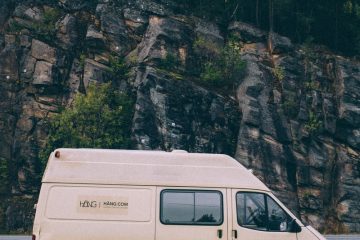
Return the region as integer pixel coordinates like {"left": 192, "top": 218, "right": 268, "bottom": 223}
{"left": 39, "top": 83, "right": 134, "bottom": 167}
{"left": 79, "top": 53, "right": 86, "bottom": 68}
{"left": 33, "top": 8, "right": 61, "bottom": 41}
{"left": 198, "top": 41, "right": 245, "bottom": 88}
{"left": 6, "top": 21, "right": 24, "bottom": 34}
{"left": 273, "top": 66, "right": 284, "bottom": 82}
{"left": 201, "top": 62, "right": 223, "bottom": 87}
{"left": 109, "top": 54, "right": 130, "bottom": 80}
{"left": 304, "top": 110, "right": 322, "bottom": 135}
{"left": 158, "top": 53, "right": 181, "bottom": 71}
{"left": 6, "top": 7, "right": 61, "bottom": 42}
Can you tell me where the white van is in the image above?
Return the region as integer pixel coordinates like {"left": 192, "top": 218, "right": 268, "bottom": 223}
{"left": 32, "top": 148, "right": 325, "bottom": 240}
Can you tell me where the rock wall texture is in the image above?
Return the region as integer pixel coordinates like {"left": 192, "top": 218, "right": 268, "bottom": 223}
{"left": 0, "top": 0, "right": 359, "bottom": 234}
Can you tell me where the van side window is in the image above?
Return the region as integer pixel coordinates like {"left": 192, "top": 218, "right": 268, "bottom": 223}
{"left": 236, "top": 192, "right": 291, "bottom": 232}
{"left": 160, "top": 190, "right": 223, "bottom": 225}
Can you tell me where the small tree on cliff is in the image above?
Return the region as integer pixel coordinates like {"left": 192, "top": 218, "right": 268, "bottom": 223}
{"left": 39, "top": 83, "right": 134, "bottom": 167}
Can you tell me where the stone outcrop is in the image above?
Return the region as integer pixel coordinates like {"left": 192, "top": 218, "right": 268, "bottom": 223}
{"left": 0, "top": 0, "right": 359, "bottom": 234}
{"left": 132, "top": 66, "right": 240, "bottom": 152}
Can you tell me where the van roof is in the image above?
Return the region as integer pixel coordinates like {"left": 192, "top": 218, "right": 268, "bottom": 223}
{"left": 42, "top": 148, "right": 270, "bottom": 191}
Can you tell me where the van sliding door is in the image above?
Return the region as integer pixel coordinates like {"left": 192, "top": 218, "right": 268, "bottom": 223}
{"left": 156, "top": 187, "right": 228, "bottom": 240}
{"left": 230, "top": 189, "right": 297, "bottom": 240}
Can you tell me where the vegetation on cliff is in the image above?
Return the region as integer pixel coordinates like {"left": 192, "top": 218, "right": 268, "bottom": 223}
{"left": 195, "top": 37, "right": 245, "bottom": 88}
{"left": 39, "top": 83, "right": 134, "bottom": 167}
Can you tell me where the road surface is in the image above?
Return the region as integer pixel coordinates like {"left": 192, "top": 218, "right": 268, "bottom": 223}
{"left": 1, "top": 235, "right": 359, "bottom": 240}
{"left": 0, "top": 237, "right": 30, "bottom": 240}
{"left": 326, "top": 236, "right": 360, "bottom": 240}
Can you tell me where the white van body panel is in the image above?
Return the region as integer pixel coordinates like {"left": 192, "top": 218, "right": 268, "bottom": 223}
{"left": 46, "top": 186, "right": 151, "bottom": 221}
{"left": 33, "top": 149, "right": 322, "bottom": 240}
{"left": 42, "top": 149, "right": 269, "bottom": 190}
{"left": 296, "top": 226, "right": 325, "bottom": 240}
{"left": 34, "top": 183, "right": 156, "bottom": 240}
{"left": 306, "top": 226, "right": 326, "bottom": 240}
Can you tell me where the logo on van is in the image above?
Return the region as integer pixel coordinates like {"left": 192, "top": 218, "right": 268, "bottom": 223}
{"left": 80, "top": 200, "right": 98, "bottom": 208}
{"left": 78, "top": 196, "right": 129, "bottom": 214}
{"left": 103, "top": 201, "right": 128, "bottom": 208}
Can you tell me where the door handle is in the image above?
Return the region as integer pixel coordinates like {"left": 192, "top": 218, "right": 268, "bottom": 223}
{"left": 217, "top": 229, "right": 223, "bottom": 239}
{"left": 232, "top": 230, "right": 238, "bottom": 239}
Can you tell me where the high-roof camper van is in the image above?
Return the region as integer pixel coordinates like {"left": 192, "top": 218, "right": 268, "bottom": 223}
{"left": 32, "top": 149, "right": 325, "bottom": 240}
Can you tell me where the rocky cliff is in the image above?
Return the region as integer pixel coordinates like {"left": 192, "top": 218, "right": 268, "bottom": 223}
{"left": 0, "top": 0, "right": 359, "bottom": 234}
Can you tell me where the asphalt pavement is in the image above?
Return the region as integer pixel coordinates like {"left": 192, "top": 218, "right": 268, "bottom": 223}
{"left": 0, "top": 237, "right": 31, "bottom": 240}
{"left": 326, "top": 236, "right": 360, "bottom": 240}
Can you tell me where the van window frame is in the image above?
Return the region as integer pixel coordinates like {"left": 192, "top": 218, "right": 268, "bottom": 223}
{"left": 160, "top": 189, "right": 224, "bottom": 226}
{"left": 236, "top": 191, "right": 293, "bottom": 233}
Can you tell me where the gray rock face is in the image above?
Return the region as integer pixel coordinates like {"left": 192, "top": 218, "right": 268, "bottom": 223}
{"left": 56, "top": 14, "right": 78, "bottom": 50}
{"left": 137, "top": 16, "right": 191, "bottom": 64}
{"left": 270, "top": 33, "right": 293, "bottom": 54}
{"left": 83, "top": 58, "right": 111, "bottom": 88}
{"left": 0, "top": 0, "right": 359, "bottom": 234}
{"left": 229, "top": 21, "right": 293, "bottom": 54}
{"left": 230, "top": 22, "right": 360, "bottom": 232}
{"left": 0, "top": 45, "right": 18, "bottom": 77}
{"left": 123, "top": 8, "right": 148, "bottom": 31}
{"left": 0, "top": 34, "right": 4, "bottom": 49}
{"left": 132, "top": 67, "right": 240, "bottom": 152}
{"left": 31, "top": 39, "right": 57, "bottom": 64}
{"left": 195, "top": 19, "right": 224, "bottom": 50}
{"left": 33, "top": 61, "right": 55, "bottom": 85}
{"left": 59, "top": 0, "right": 93, "bottom": 11}
{"left": 97, "top": 4, "right": 134, "bottom": 54}
{"left": 229, "top": 21, "right": 267, "bottom": 43}
{"left": 0, "top": 0, "right": 11, "bottom": 31}
{"left": 86, "top": 24, "right": 105, "bottom": 49}
{"left": 23, "top": 7, "right": 42, "bottom": 21}
{"left": 131, "top": 0, "right": 173, "bottom": 16}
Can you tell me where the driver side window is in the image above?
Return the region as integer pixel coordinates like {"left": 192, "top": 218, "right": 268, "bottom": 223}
{"left": 236, "top": 192, "right": 291, "bottom": 232}
{"left": 237, "top": 192, "right": 267, "bottom": 230}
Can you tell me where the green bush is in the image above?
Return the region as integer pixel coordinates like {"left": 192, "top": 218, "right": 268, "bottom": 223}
{"left": 6, "top": 20, "right": 24, "bottom": 33}
{"left": 30, "top": 8, "right": 61, "bottom": 41}
{"left": 199, "top": 41, "right": 245, "bottom": 88}
{"left": 79, "top": 53, "right": 86, "bottom": 68}
{"left": 201, "top": 62, "right": 223, "bottom": 87}
{"left": 273, "top": 66, "right": 284, "bottom": 82}
{"left": 304, "top": 111, "right": 322, "bottom": 135}
{"left": 221, "top": 43, "right": 245, "bottom": 79}
{"left": 6, "top": 8, "right": 61, "bottom": 41}
{"left": 109, "top": 55, "right": 130, "bottom": 79}
{"left": 39, "top": 83, "right": 134, "bottom": 167}
{"left": 43, "top": 8, "right": 61, "bottom": 24}
{"left": 158, "top": 53, "right": 181, "bottom": 71}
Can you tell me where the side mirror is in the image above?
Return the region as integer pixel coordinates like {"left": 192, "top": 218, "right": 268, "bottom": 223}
{"left": 289, "top": 219, "right": 302, "bottom": 233}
